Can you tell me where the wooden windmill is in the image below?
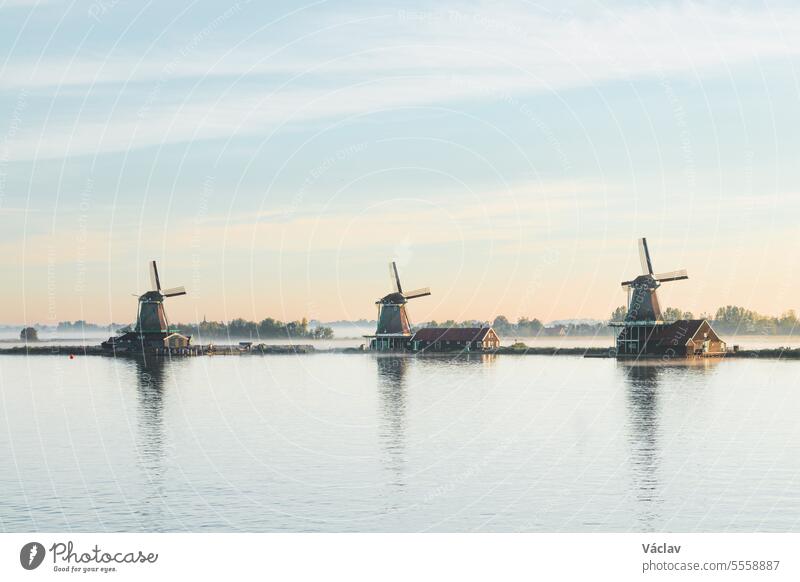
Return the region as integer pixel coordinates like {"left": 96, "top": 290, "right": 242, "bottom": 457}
{"left": 367, "top": 261, "right": 430, "bottom": 350}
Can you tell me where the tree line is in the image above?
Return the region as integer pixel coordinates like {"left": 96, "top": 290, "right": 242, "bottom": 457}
{"left": 610, "top": 305, "right": 800, "bottom": 335}
{"left": 422, "top": 305, "right": 800, "bottom": 337}
{"left": 418, "top": 316, "right": 613, "bottom": 337}
{"left": 172, "top": 317, "right": 334, "bottom": 341}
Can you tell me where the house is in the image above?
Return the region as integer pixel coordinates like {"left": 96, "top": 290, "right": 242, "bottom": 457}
{"left": 410, "top": 326, "right": 500, "bottom": 352}
{"left": 163, "top": 333, "right": 191, "bottom": 348}
{"left": 616, "top": 319, "right": 726, "bottom": 357}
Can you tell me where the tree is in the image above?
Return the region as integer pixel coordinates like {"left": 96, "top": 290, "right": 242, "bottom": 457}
{"left": 778, "top": 310, "right": 799, "bottom": 334}
{"left": 174, "top": 316, "right": 334, "bottom": 340}
{"left": 662, "top": 307, "right": 693, "bottom": 322}
{"left": 610, "top": 305, "right": 627, "bottom": 322}
{"left": 517, "top": 317, "right": 543, "bottom": 335}
{"left": 714, "top": 305, "right": 757, "bottom": 332}
{"left": 492, "top": 315, "right": 511, "bottom": 332}
{"left": 20, "top": 327, "right": 38, "bottom": 342}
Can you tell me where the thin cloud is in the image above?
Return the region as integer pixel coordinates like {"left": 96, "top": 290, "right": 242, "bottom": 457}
{"left": 2, "top": 2, "right": 800, "bottom": 160}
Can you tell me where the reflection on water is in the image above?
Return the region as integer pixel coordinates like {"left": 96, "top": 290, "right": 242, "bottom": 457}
{"left": 3, "top": 353, "right": 799, "bottom": 532}
{"left": 376, "top": 356, "right": 408, "bottom": 494}
{"left": 130, "top": 356, "right": 168, "bottom": 473}
{"left": 622, "top": 360, "right": 719, "bottom": 530}
{"left": 623, "top": 364, "right": 662, "bottom": 530}
{"left": 127, "top": 355, "right": 170, "bottom": 526}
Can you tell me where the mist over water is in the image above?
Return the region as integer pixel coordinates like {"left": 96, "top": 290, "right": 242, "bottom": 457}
{"left": 1, "top": 354, "right": 798, "bottom": 532}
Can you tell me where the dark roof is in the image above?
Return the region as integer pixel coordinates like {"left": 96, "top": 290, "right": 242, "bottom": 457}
{"left": 646, "top": 319, "right": 718, "bottom": 345}
{"left": 377, "top": 292, "right": 407, "bottom": 305}
{"left": 411, "top": 327, "right": 494, "bottom": 342}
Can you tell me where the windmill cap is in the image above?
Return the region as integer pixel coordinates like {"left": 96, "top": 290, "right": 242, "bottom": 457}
{"left": 377, "top": 292, "right": 407, "bottom": 305}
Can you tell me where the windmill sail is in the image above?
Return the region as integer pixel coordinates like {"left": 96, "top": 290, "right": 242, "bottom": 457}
{"left": 150, "top": 260, "right": 161, "bottom": 291}
{"left": 390, "top": 261, "right": 403, "bottom": 294}
{"left": 654, "top": 269, "right": 688, "bottom": 283}
{"left": 162, "top": 286, "right": 187, "bottom": 297}
{"left": 404, "top": 287, "right": 431, "bottom": 299}
{"left": 638, "top": 238, "right": 652, "bottom": 275}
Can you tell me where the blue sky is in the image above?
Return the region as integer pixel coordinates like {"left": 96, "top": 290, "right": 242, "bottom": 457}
{"left": 2, "top": 0, "right": 800, "bottom": 325}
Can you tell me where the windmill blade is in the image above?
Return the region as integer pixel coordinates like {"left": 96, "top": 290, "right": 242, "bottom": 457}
{"left": 638, "top": 238, "right": 654, "bottom": 275}
{"left": 654, "top": 269, "right": 688, "bottom": 283}
{"left": 620, "top": 280, "right": 635, "bottom": 287}
{"left": 403, "top": 287, "right": 431, "bottom": 300}
{"left": 390, "top": 261, "right": 403, "bottom": 294}
{"left": 149, "top": 260, "right": 161, "bottom": 291}
{"left": 162, "top": 286, "right": 187, "bottom": 297}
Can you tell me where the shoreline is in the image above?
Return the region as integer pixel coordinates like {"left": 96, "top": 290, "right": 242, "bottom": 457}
{"left": 3, "top": 344, "right": 800, "bottom": 359}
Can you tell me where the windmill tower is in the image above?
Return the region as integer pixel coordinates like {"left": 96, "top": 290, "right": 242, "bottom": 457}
{"left": 366, "top": 261, "right": 431, "bottom": 351}
{"left": 614, "top": 238, "right": 688, "bottom": 356}
{"left": 102, "top": 260, "right": 187, "bottom": 352}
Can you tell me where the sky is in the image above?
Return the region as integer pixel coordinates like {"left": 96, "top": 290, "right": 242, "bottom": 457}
{"left": 2, "top": 0, "right": 800, "bottom": 326}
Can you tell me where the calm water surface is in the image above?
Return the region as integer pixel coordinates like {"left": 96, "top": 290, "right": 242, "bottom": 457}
{"left": 1, "top": 353, "right": 799, "bottom": 532}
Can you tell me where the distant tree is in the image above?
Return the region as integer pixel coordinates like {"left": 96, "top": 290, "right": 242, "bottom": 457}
{"left": 517, "top": 317, "right": 543, "bottom": 335}
{"left": 610, "top": 305, "right": 627, "bottom": 322}
{"left": 312, "top": 325, "right": 334, "bottom": 339}
{"left": 714, "top": 305, "right": 757, "bottom": 332}
{"left": 173, "top": 316, "right": 334, "bottom": 341}
{"left": 662, "top": 307, "right": 694, "bottom": 322}
{"left": 20, "top": 327, "right": 38, "bottom": 342}
{"left": 778, "top": 310, "right": 799, "bottom": 334}
{"left": 492, "top": 315, "right": 512, "bottom": 333}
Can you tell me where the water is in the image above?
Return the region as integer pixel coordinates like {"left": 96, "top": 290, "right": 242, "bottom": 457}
{"left": 1, "top": 353, "right": 799, "bottom": 532}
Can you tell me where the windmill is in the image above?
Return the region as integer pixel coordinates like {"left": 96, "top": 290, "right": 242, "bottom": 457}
{"left": 368, "top": 261, "right": 430, "bottom": 350}
{"left": 134, "top": 260, "right": 187, "bottom": 333}
{"left": 102, "top": 260, "right": 187, "bottom": 352}
{"left": 621, "top": 238, "right": 688, "bottom": 323}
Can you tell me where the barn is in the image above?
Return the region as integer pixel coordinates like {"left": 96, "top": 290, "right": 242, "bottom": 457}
{"left": 410, "top": 327, "right": 501, "bottom": 352}
{"left": 616, "top": 319, "right": 726, "bottom": 357}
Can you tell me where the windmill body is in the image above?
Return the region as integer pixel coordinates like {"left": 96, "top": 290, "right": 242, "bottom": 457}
{"left": 135, "top": 291, "right": 170, "bottom": 333}
{"left": 102, "top": 261, "right": 188, "bottom": 353}
{"left": 624, "top": 275, "right": 663, "bottom": 323}
{"left": 376, "top": 292, "right": 412, "bottom": 335}
{"left": 365, "top": 262, "right": 430, "bottom": 351}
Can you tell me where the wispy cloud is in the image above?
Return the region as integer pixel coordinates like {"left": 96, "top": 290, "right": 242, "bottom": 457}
{"left": 4, "top": 3, "right": 800, "bottom": 88}
{"left": 0, "top": 0, "right": 57, "bottom": 8}
{"left": 3, "top": 2, "right": 800, "bottom": 160}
